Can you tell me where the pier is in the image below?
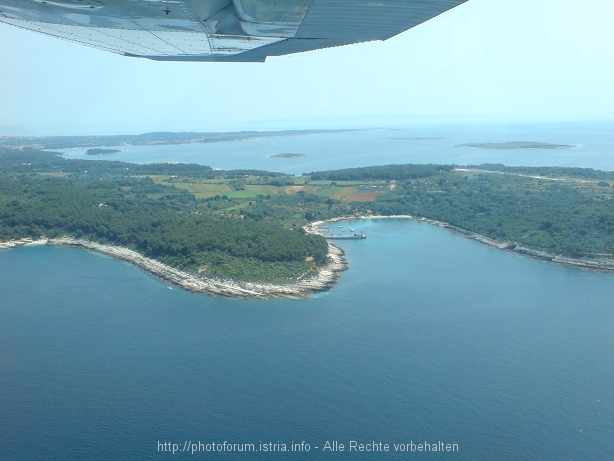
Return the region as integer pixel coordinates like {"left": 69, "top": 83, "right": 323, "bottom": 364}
{"left": 324, "top": 233, "right": 366, "bottom": 240}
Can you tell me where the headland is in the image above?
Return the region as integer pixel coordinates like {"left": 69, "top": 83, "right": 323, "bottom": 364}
{"left": 0, "top": 237, "right": 348, "bottom": 299}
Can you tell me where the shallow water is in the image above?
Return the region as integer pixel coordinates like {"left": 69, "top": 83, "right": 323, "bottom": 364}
{"left": 2, "top": 219, "right": 613, "bottom": 460}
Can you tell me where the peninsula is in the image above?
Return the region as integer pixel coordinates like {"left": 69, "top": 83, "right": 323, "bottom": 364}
{"left": 0, "top": 129, "right": 356, "bottom": 150}
{"left": 2, "top": 146, "right": 614, "bottom": 298}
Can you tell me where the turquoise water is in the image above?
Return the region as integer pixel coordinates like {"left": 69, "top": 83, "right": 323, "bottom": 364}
{"left": 2, "top": 219, "right": 613, "bottom": 460}
{"left": 60, "top": 121, "right": 614, "bottom": 175}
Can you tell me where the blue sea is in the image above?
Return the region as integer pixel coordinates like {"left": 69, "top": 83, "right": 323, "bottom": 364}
{"left": 60, "top": 121, "right": 614, "bottom": 174}
{"left": 3, "top": 122, "right": 614, "bottom": 460}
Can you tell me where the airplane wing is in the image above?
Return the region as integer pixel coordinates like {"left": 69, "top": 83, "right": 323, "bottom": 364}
{"left": 0, "top": 0, "right": 468, "bottom": 62}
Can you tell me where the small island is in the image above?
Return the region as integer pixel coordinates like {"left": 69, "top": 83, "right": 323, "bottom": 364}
{"left": 85, "top": 148, "right": 122, "bottom": 156}
{"left": 456, "top": 141, "right": 574, "bottom": 150}
{"left": 269, "top": 153, "right": 310, "bottom": 158}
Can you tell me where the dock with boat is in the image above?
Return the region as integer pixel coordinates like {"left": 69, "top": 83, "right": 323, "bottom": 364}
{"left": 324, "top": 233, "right": 366, "bottom": 240}
{"left": 306, "top": 222, "right": 367, "bottom": 240}
{"left": 324, "top": 225, "right": 366, "bottom": 239}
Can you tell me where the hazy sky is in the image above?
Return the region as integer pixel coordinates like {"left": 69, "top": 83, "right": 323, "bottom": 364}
{"left": 1, "top": 0, "right": 613, "bottom": 135}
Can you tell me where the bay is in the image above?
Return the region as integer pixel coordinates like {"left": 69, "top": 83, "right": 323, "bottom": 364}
{"left": 1, "top": 219, "right": 613, "bottom": 460}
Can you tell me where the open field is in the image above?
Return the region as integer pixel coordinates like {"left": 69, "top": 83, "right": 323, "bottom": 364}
{"left": 146, "top": 176, "right": 383, "bottom": 203}
{"left": 174, "top": 182, "right": 232, "bottom": 198}
{"left": 133, "top": 168, "right": 614, "bottom": 210}
{"left": 345, "top": 193, "right": 379, "bottom": 202}
{"left": 331, "top": 186, "right": 356, "bottom": 200}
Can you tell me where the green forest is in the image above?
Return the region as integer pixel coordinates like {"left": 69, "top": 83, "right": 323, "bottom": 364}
{"left": 1, "top": 148, "right": 613, "bottom": 281}
{"left": 308, "top": 164, "right": 614, "bottom": 258}
{"left": 0, "top": 148, "right": 327, "bottom": 281}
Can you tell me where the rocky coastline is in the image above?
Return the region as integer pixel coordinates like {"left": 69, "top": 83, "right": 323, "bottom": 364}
{"left": 3, "top": 215, "right": 613, "bottom": 300}
{"left": 0, "top": 237, "right": 348, "bottom": 299}
{"left": 308, "top": 215, "right": 614, "bottom": 273}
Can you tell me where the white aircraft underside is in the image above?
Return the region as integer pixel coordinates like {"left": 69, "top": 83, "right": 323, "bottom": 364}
{"left": 0, "top": 0, "right": 468, "bottom": 62}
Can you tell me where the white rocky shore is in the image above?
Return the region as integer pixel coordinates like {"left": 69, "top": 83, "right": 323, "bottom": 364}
{"left": 0, "top": 237, "right": 348, "bottom": 299}
{"left": 307, "top": 215, "right": 614, "bottom": 273}
{"left": 4, "top": 215, "right": 612, "bottom": 298}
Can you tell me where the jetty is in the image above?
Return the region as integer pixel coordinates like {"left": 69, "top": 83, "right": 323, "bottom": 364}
{"left": 324, "top": 233, "right": 366, "bottom": 240}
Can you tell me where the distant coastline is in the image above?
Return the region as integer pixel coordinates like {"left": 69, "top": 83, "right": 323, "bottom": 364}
{"left": 269, "top": 153, "right": 310, "bottom": 158}
{"left": 456, "top": 141, "right": 574, "bottom": 150}
{"left": 0, "top": 129, "right": 360, "bottom": 150}
{"left": 0, "top": 237, "right": 348, "bottom": 300}
{"left": 381, "top": 137, "right": 445, "bottom": 141}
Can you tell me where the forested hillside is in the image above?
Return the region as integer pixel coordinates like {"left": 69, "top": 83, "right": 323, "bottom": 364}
{"left": 0, "top": 148, "right": 327, "bottom": 281}
{"left": 2, "top": 149, "right": 614, "bottom": 280}
{"left": 310, "top": 164, "right": 614, "bottom": 258}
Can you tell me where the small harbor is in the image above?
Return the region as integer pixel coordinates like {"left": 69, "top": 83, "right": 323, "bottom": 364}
{"left": 306, "top": 221, "right": 366, "bottom": 240}
{"left": 324, "top": 233, "right": 366, "bottom": 240}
